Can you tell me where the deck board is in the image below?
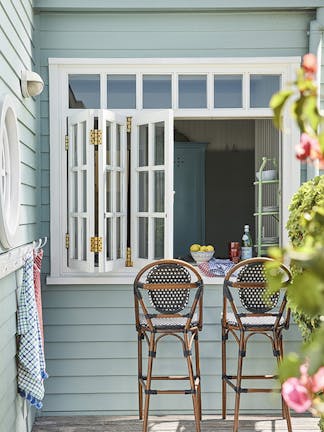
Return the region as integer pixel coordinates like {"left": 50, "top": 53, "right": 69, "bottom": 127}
{"left": 32, "top": 415, "right": 320, "bottom": 431}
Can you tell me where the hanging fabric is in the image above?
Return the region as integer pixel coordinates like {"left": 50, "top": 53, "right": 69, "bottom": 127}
{"left": 33, "top": 248, "right": 45, "bottom": 347}
{"left": 17, "top": 252, "right": 48, "bottom": 409}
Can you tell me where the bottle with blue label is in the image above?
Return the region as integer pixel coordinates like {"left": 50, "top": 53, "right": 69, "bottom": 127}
{"left": 241, "top": 224, "right": 253, "bottom": 260}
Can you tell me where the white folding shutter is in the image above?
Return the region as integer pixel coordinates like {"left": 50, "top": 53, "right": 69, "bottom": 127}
{"left": 67, "top": 110, "right": 95, "bottom": 272}
{"left": 131, "top": 110, "right": 174, "bottom": 265}
{"left": 97, "top": 110, "right": 127, "bottom": 272}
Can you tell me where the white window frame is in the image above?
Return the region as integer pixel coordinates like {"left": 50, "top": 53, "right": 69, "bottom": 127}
{"left": 48, "top": 57, "right": 300, "bottom": 284}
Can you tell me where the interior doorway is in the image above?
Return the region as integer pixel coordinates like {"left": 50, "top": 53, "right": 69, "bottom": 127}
{"left": 173, "top": 119, "right": 279, "bottom": 259}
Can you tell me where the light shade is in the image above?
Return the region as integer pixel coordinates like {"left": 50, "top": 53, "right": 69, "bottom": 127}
{"left": 21, "top": 70, "right": 44, "bottom": 98}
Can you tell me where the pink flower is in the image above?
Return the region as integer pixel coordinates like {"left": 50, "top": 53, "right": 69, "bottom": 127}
{"left": 311, "top": 367, "right": 324, "bottom": 393}
{"left": 302, "top": 53, "right": 317, "bottom": 78}
{"left": 296, "top": 133, "right": 323, "bottom": 162}
{"left": 282, "top": 377, "right": 312, "bottom": 413}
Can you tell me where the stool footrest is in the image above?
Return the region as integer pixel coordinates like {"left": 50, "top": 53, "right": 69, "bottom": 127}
{"left": 144, "top": 389, "right": 196, "bottom": 395}
{"left": 223, "top": 375, "right": 280, "bottom": 394}
{"left": 141, "top": 375, "right": 192, "bottom": 380}
{"left": 224, "top": 374, "right": 277, "bottom": 379}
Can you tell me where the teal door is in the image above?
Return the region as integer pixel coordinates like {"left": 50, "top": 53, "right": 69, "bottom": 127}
{"left": 173, "top": 142, "right": 207, "bottom": 259}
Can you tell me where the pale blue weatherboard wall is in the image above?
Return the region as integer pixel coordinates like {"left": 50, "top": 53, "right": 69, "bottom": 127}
{"left": 0, "top": 0, "right": 41, "bottom": 431}
{"left": 36, "top": 8, "right": 318, "bottom": 416}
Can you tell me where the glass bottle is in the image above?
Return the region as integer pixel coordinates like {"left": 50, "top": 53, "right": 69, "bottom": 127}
{"left": 241, "top": 224, "right": 253, "bottom": 260}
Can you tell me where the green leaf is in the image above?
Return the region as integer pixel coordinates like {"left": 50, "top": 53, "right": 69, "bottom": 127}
{"left": 291, "top": 97, "right": 307, "bottom": 132}
{"left": 302, "top": 96, "right": 320, "bottom": 132}
{"left": 269, "top": 89, "right": 293, "bottom": 129}
{"left": 267, "top": 246, "right": 283, "bottom": 261}
{"left": 278, "top": 352, "right": 301, "bottom": 382}
{"left": 287, "top": 271, "right": 323, "bottom": 317}
{"left": 265, "top": 260, "right": 283, "bottom": 294}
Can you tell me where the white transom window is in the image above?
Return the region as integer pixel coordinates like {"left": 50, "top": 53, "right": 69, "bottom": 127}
{"left": 48, "top": 58, "right": 300, "bottom": 283}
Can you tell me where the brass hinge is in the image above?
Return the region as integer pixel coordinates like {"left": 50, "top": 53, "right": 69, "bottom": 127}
{"left": 90, "top": 129, "right": 102, "bottom": 145}
{"left": 90, "top": 236, "right": 103, "bottom": 253}
{"left": 65, "top": 233, "right": 70, "bottom": 249}
{"left": 126, "top": 117, "right": 132, "bottom": 133}
{"left": 125, "top": 246, "right": 133, "bottom": 267}
{"left": 65, "top": 135, "right": 69, "bottom": 150}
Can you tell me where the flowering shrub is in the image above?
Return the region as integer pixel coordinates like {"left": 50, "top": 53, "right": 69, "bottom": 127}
{"left": 269, "top": 53, "right": 324, "bottom": 427}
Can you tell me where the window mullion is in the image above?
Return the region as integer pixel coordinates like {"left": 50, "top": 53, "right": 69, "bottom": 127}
{"left": 111, "top": 122, "right": 117, "bottom": 261}
{"left": 77, "top": 122, "right": 82, "bottom": 260}
{"left": 148, "top": 122, "right": 154, "bottom": 260}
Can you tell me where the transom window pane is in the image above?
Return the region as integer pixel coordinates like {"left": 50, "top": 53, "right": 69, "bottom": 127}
{"left": 107, "top": 75, "right": 136, "bottom": 109}
{"left": 143, "top": 75, "right": 171, "bottom": 109}
{"left": 178, "top": 75, "right": 207, "bottom": 108}
{"left": 69, "top": 74, "right": 100, "bottom": 108}
{"left": 250, "top": 75, "right": 280, "bottom": 108}
{"left": 214, "top": 75, "right": 242, "bottom": 108}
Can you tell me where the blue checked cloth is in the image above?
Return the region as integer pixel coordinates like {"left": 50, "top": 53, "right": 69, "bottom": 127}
{"left": 17, "top": 253, "right": 48, "bottom": 409}
{"left": 198, "top": 258, "right": 235, "bottom": 277}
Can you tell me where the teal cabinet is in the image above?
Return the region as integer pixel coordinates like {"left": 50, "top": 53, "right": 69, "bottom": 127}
{"left": 173, "top": 142, "right": 207, "bottom": 258}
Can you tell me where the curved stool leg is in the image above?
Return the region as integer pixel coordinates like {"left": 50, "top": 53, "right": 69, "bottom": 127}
{"left": 277, "top": 334, "right": 292, "bottom": 432}
{"left": 143, "top": 334, "right": 156, "bottom": 432}
{"left": 233, "top": 333, "right": 245, "bottom": 432}
{"left": 194, "top": 333, "right": 202, "bottom": 421}
{"left": 184, "top": 333, "right": 201, "bottom": 432}
{"left": 221, "top": 325, "right": 227, "bottom": 419}
{"left": 138, "top": 332, "right": 144, "bottom": 420}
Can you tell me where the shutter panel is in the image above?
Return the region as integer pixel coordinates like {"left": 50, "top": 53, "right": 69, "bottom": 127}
{"left": 97, "top": 110, "right": 128, "bottom": 272}
{"left": 67, "top": 110, "right": 95, "bottom": 272}
{"left": 131, "top": 110, "right": 174, "bottom": 265}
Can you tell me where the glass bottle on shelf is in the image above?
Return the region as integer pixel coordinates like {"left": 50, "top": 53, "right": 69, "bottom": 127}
{"left": 241, "top": 224, "right": 253, "bottom": 260}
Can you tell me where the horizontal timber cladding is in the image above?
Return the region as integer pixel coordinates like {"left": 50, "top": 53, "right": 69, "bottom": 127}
{"left": 38, "top": 9, "right": 315, "bottom": 274}
{"left": 0, "top": 0, "right": 38, "bottom": 249}
{"left": 0, "top": 0, "right": 39, "bottom": 430}
{"left": 39, "top": 7, "right": 314, "bottom": 416}
{"left": 41, "top": 284, "right": 302, "bottom": 416}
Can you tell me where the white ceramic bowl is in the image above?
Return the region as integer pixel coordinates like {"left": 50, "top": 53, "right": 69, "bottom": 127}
{"left": 190, "top": 250, "right": 214, "bottom": 263}
{"left": 256, "top": 169, "right": 278, "bottom": 181}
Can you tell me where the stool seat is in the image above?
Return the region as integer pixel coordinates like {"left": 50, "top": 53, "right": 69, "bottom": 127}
{"left": 139, "top": 312, "right": 199, "bottom": 329}
{"left": 225, "top": 312, "right": 285, "bottom": 328}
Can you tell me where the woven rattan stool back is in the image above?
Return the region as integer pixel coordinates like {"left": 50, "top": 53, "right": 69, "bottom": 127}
{"left": 147, "top": 262, "right": 191, "bottom": 313}
{"left": 237, "top": 261, "right": 279, "bottom": 313}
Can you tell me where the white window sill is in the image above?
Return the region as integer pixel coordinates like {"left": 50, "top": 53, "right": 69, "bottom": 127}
{"left": 46, "top": 268, "right": 224, "bottom": 286}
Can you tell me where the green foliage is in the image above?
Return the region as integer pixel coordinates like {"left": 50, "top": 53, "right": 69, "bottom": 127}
{"left": 269, "top": 56, "right": 324, "bottom": 423}
{"left": 286, "top": 176, "right": 324, "bottom": 247}
{"left": 270, "top": 66, "right": 324, "bottom": 159}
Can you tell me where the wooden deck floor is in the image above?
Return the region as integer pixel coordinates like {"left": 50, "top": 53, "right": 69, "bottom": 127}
{"left": 32, "top": 415, "right": 320, "bottom": 431}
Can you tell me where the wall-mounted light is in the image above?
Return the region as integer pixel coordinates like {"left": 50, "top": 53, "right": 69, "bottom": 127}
{"left": 21, "top": 70, "right": 44, "bottom": 98}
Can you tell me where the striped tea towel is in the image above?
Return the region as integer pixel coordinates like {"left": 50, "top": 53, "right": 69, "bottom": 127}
{"left": 198, "top": 258, "right": 235, "bottom": 277}
{"left": 17, "top": 253, "right": 48, "bottom": 409}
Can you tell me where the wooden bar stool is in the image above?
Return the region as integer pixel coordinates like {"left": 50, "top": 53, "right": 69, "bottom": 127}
{"left": 134, "top": 259, "right": 204, "bottom": 432}
{"left": 221, "top": 257, "right": 292, "bottom": 432}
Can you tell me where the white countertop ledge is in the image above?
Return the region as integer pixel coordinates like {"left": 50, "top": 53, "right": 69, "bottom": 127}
{"left": 46, "top": 271, "right": 225, "bottom": 286}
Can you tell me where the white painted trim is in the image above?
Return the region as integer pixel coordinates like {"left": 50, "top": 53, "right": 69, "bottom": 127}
{"left": 49, "top": 56, "right": 301, "bottom": 279}
{"left": 0, "top": 95, "right": 21, "bottom": 250}
{"left": 49, "top": 57, "right": 301, "bottom": 66}
{"left": 46, "top": 272, "right": 224, "bottom": 286}
{"left": 0, "top": 243, "right": 33, "bottom": 280}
